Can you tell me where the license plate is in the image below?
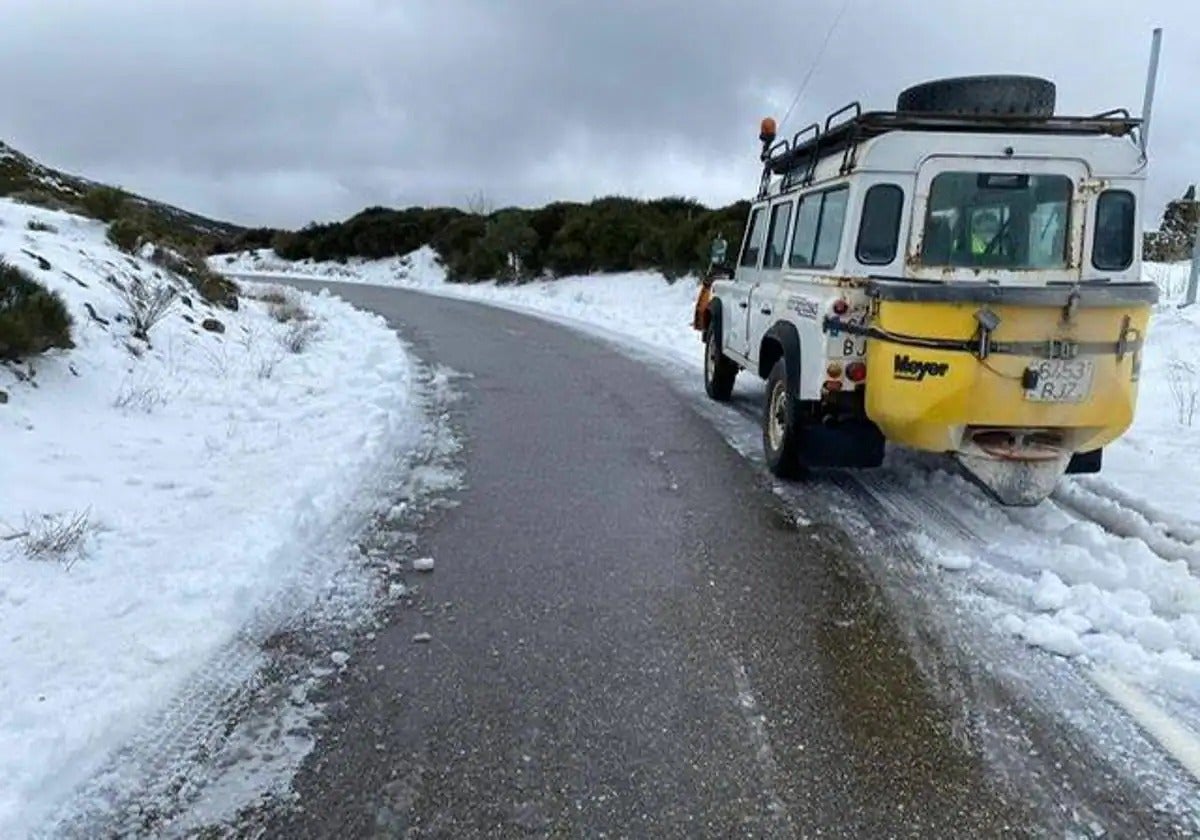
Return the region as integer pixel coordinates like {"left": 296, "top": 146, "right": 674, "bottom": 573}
{"left": 1024, "top": 359, "right": 1095, "bottom": 403}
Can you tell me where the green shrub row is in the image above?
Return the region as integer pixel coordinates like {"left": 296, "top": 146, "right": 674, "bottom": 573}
{"left": 212, "top": 197, "right": 751, "bottom": 283}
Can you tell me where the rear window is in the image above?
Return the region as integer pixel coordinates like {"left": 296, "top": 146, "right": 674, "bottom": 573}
{"left": 1093, "top": 190, "right": 1135, "bottom": 271}
{"left": 920, "top": 172, "right": 1073, "bottom": 270}
{"left": 857, "top": 184, "right": 904, "bottom": 265}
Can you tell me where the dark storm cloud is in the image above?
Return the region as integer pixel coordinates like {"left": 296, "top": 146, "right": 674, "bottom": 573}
{"left": 0, "top": 0, "right": 1195, "bottom": 227}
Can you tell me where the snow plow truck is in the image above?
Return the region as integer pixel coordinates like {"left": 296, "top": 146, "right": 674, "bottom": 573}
{"left": 694, "top": 75, "right": 1157, "bottom": 506}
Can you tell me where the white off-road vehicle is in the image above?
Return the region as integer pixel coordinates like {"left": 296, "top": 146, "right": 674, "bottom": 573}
{"left": 696, "top": 76, "right": 1157, "bottom": 505}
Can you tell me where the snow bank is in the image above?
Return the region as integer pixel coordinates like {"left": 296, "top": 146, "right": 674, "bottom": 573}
{"left": 214, "top": 247, "right": 701, "bottom": 359}
{"left": 1, "top": 202, "right": 422, "bottom": 836}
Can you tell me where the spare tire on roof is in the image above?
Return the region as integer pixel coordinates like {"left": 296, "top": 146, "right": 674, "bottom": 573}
{"left": 896, "top": 75, "right": 1056, "bottom": 117}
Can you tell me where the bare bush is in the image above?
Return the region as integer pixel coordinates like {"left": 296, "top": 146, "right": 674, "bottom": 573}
{"left": 281, "top": 320, "right": 319, "bottom": 354}
{"left": 114, "top": 276, "right": 177, "bottom": 340}
{"left": 1144, "top": 263, "right": 1189, "bottom": 304}
{"left": 256, "top": 349, "right": 285, "bottom": 379}
{"left": 466, "top": 189, "right": 494, "bottom": 216}
{"left": 268, "top": 299, "right": 311, "bottom": 324}
{"left": 26, "top": 219, "right": 57, "bottom": 233}
{"left": 246, "top": 285, "right": 311, "bottom": 323}
{"left": 1168, "top": 357, "right": 1199, "bottom": 426}
{"left": 4, "top": 510, "right": 95, "bottom": 569}
{"left": 200, "top": 341, "right": 232, "bottom": 377}
{"left": 114, "top": 381, "right": 167, "bottom": 413}
{"left": 244, "top": 285, "right": 289, "bottom": 306}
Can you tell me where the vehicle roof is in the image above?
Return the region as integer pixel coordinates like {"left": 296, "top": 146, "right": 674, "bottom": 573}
{"left": 757, "top": 109, "right": 1145, "bottom": 200}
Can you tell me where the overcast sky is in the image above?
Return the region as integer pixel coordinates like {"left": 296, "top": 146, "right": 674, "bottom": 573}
{"left": 0, "top": 0, "right": 1195, "bottom": 229}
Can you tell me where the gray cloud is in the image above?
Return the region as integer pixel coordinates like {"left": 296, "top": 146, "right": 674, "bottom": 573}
{"left": 0, "top": 0, "right": 1194, "bottom": 228}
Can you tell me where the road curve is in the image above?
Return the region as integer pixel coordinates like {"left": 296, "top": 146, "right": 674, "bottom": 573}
{"left": 246, "top": 282, "right": 1038, "bottom": 838}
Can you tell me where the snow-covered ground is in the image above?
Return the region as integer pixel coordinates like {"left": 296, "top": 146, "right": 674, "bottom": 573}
{"left": 0, "top": 202, "right": 427, "bottom": 837}
{"left": 215, "top": 246, "right": 1200, "bottom": 807}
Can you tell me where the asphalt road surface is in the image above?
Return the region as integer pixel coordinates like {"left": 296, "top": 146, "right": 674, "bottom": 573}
{"left": 237, "top": 283, "right": 1157, "bottom": 839}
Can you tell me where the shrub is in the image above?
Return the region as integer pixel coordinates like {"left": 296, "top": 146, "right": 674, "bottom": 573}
{"left": 80, "top": 186, "right": 128, "bottom": 222}
{"left": 1168, "top": 357, "right": 1199, "bottom": 427}
{"left": 246, "top": 287, "right": 289, "bottom": 306}
{"left": 107, "top": 217, "right": 147, "bottom": 253}
{"left": 8, "top": 189, "right": 76, "bottom": 213}
{"left": 0, "top": 261, "right": 73, "bottom": 360}
{"left": 268, "top": 299, "right": 310, "bottom": 324}
{"left": 147, "top": 245, "right": 240, "bottom": 309}
{"left": 113, "top": 382, "right": 167, "bottom": 413}
{"left": 6, "top": 510, "right": 95, "bottom": 569}
{"left": 281, "top": 320, "right": 319, "bottom": 353}
{"left": 26, "top": 219, "right": 57, "bottom": 233}
{"left": 193, "top": 269, "right": 240, "bottom": 308}
{"left": 113, "top": 276, "right": 176, "bottom": 340}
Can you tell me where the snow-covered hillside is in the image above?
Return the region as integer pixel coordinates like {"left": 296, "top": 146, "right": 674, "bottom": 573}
{"left": 213, "top": 246, "right": 1200, "bottom": 780}
{"left": 1, "top": 202, "right": 425, "bottom": 836}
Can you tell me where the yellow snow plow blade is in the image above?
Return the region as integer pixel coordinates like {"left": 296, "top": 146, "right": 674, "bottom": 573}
{"left": 853, "top": 279, "right": 1158, "bottom": 504}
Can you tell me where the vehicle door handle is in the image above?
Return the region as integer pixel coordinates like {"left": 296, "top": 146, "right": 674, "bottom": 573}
{"left": 737, "top": 302, "right": 749, "bottom": 309}
{"left": 760, "top": 307, "right": 773, "bottom": 315}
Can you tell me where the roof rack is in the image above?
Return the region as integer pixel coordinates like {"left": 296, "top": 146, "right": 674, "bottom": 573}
{"left": 757, "top": 103, "right": 1141, "bottom": 197}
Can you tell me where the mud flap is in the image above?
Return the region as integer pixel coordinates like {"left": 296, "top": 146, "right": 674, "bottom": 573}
{"left": 955, "top": 451, "right": 1070, "bottom": 507}
{"left": 801, "top": 420, "right": 886, "bottom": 469}
{"left": 1066, "top": 448, "right": 1102, "bottom": 475}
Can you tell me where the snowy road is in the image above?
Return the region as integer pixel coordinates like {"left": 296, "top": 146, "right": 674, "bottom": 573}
{"left": 219, "top": 281, "right": 1194, "bottom": 838}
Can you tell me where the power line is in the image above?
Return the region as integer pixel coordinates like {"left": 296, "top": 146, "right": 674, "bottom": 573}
{"left": 779, "top": 0, "right": 852, "bottom": 131}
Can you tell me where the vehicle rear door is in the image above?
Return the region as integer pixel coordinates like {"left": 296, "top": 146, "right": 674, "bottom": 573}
{"left": 906, "top": 156, "right": 1090, "bottom": 285}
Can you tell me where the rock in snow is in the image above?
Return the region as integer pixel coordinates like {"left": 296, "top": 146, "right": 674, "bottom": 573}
{"left": 412, "top": 557, "right": 435, "bottom": 572}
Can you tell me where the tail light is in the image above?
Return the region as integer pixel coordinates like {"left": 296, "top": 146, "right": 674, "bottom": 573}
{"left": 846, "top": 362, "right": 867, "bottom": 383}
{"left": 823, "top": 379, "right": 844, "bottom": 393}
{"left": 832, "top": 299, "right": 849, "bottom": 315}
{"left": 826, "top": 362, "right": 844, "bottom": 378}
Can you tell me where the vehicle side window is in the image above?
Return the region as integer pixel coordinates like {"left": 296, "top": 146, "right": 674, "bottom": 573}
{"left": 740, "top": 207, "right": 767, "bottom": 268}
{"left": 813, "top": 188, "right": 848, "bottom": 268}
{"left": 1093, "top": 190, "right": 1135, "bottom": 271}
{"left": 789, "top": 194, "right": 821, "bottom": 268}
{"left": 789, "top": 187, "right": 848, "bottom": 269}
{"left": 856, "top": 184, "right": 904, "bottom": 265}
{"left": 763, "top": 202, "right": 793, "bottom": 269}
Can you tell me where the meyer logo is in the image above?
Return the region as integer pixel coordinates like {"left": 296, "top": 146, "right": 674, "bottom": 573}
{"left": 893, "top": 354, "right": 950, "bottom": 381}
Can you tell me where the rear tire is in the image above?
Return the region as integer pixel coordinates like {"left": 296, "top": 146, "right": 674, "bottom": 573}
{"left": 896, "top": 75, "right": 1056, "bottom": 117}
{"left": 704, "top": 327, "right": 737, "bottom": 402}
{"left": 762, "top": 358, "right": 804, "bottom": 478}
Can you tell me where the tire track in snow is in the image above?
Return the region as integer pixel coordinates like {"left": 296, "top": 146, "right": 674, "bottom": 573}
{"left": 1053, "top": 479, "right": 1200, "bottom": 569}
{"left": 1089, "top": 669, "right": 1200, "bottom": 785}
